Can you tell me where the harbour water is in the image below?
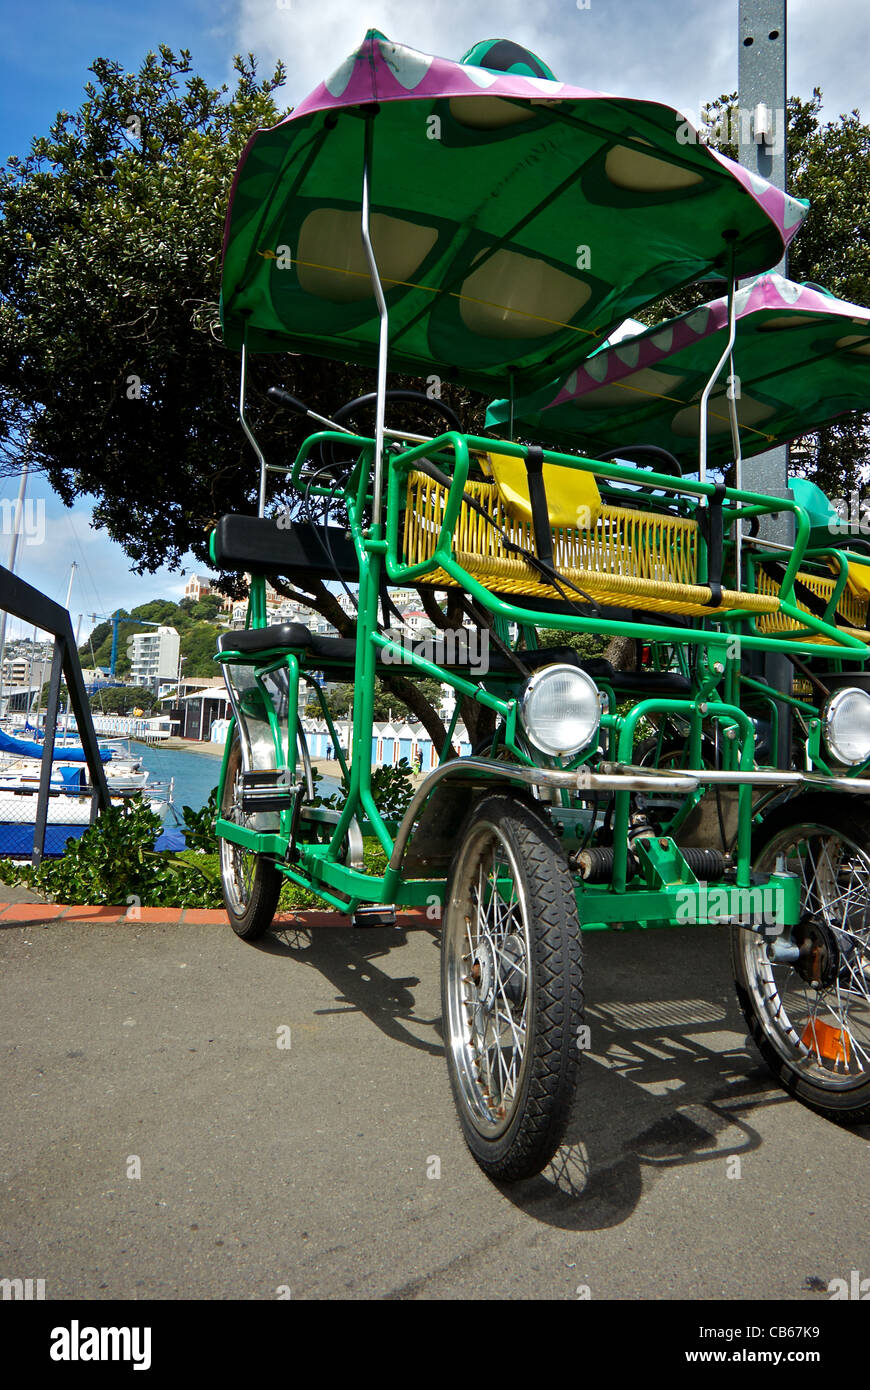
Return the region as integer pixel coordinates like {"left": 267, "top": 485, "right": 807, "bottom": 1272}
{"left": 133, "top": 741, "right": 342, "bottom": 816}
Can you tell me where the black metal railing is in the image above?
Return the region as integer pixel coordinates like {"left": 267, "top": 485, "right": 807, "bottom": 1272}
{"left": 0, "top": 564, "right": 111, "bottom": 864}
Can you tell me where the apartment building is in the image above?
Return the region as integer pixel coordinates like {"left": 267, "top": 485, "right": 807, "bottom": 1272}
{"left": 128, "top": 626, "right": 181, "bottom": 692}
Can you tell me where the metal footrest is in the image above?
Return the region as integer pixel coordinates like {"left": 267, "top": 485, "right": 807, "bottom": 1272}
{"left": 239, "top": 770, "right": 298, "bottom": 812}
{"left": 353, "top": 904, "right": 397, "bottom": 928}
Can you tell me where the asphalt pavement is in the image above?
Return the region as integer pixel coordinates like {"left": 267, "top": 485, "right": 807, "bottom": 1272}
{"left": 1, "top": 912, "right": 868, "bottom": 1300}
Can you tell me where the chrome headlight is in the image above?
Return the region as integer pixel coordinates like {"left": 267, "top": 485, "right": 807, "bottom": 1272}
{"left": 824, "top": 686, "right": 870, "bottom": 765}
{"left": 520, "top": 663, "right": 601, "bottom": 758}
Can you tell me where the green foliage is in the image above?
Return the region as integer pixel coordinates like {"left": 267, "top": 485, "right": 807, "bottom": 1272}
{"left": 367, "top": 760, "right": 417, "bottom": 820}
{"left": 0, "top": 798, "right": 221, "bottom": 907}
{"left": 89, "top": 684, "right": 158, "bottom": 713}
{"left": 191, "top": 594, "right": 223, "bottom": 621}
{"left": 537, "top": 628, "right": 608, "bottom": 661}
{"left": 651, "top": 90, "right": 870, "bottom": 493}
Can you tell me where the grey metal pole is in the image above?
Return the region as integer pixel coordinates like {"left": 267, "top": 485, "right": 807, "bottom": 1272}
{"left": 738, "top": 0, "right": 793, "bottom": 764}
{"left": 32, "top": 637, "right": 64, "bottom": 866}
{"left": 0, "top": 455, "right": 31, "bottom": 717}
{"left": 738, "top": 1, "right": 790, "bottom": 533}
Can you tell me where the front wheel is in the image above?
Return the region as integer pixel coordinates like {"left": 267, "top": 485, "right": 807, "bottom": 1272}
{"left": 731, "top": 794, "right": 870, "bottom": 1122}
{"left": 441, "top": 794, "right": 583, "bottom": 1181}
{"left": 218, "top": 738, "right": 282, "bottom": 941}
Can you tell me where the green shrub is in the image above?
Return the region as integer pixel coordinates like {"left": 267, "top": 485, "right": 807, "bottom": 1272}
{"left": 181, "top": 786, "right": 218, "bottom": 851}
{"left": 0, "top": 798, "right": 221, "bottom": 908}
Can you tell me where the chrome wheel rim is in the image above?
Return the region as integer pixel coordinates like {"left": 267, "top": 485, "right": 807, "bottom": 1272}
{"left": 219, "top": 753, "right": 258, "bottom": 917}
{"left": 744, "top": 821, "right": 870, "bottom": 1089}
{"left": 444, "top": 821, "right": 532, "bottom": 1138}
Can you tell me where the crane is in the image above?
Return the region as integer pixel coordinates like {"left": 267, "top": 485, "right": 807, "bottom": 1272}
{"left": 86, "top": 610, "right": 163, "bottom": 676}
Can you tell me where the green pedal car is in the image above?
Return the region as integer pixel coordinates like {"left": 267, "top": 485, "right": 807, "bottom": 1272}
{"left": 210, "top": 32, "right": 870, "bottom": 1181}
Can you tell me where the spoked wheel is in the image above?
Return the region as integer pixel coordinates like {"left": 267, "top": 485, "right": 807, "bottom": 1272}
{"left": 732, "top": 795, "right": 870, "bottom": 1121}
{"left": 219, "top": 739, "right": 282, "bottom": 941}
{"left": 441, "top": 794, "right": 583, "bottom": 1181}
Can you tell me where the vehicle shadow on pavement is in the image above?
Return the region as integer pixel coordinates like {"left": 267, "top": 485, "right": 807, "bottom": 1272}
{"left": 256, "top": 920, "right": 445, "bottom": 1057}
{"left": 498, "top": 996, "right": 870, "bottom": 1229}
{"left": 254, "top": 918, "right": 870, "bottom": 1232}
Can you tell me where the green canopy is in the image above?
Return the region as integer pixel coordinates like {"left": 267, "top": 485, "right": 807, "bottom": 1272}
{"left": 485, "top": 274, "right": 870, "bottom": 464}
{"left": 220, "top": 31, "right": 808, "bottom": 395}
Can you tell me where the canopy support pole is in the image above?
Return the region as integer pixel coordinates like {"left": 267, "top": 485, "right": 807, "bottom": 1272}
{"left": 361, "top": 116, "right": 389, "bottom": 529}
{"left": 239, "top": 341, "right": 268, "bottom": 518}
{"left": 698, "top": 245, "right": 738, "bottom": 490}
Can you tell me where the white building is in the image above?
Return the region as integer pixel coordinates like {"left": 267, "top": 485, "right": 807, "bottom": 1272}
{"left": 128, "top": 626, "right": 181, "bottom": 692}
{"left": 1, "top": 654, "right": 31, "bottom": 686}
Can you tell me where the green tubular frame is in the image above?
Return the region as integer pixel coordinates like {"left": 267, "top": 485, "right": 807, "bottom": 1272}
{"left": 211, "top": 422, "right": 870, "bottom": 928}
{"left": 383, "top": 431, "right": 869, "bottom": 658}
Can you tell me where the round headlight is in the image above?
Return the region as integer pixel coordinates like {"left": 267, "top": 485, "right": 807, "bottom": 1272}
{"left": 824, "top": 686, "right": 870, "bottom": 765}
{"left": 521, "top": 663, "right": 601, "bottom": 758}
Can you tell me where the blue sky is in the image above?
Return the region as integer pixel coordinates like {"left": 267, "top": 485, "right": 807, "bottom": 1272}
{"left": 2, "top": 0, "right": 868, "bottom": 640}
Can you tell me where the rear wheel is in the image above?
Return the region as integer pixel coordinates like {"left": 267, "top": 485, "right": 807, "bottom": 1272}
{"left": 441, "top": 794, "right": 583, "bottom": 1181}
{"left": 731, "top": 795, "right": 870, "bottom": 1121}
{"left": 218, "top": 739, "right": 282, "bottom": 941}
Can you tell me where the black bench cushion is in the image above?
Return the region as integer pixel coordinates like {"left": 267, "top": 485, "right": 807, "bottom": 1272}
{"left": 212, "top": 515, "right": 358, "bottom": 581}
{"left": 217, "top": 625, "right": 357, "bottom": 660}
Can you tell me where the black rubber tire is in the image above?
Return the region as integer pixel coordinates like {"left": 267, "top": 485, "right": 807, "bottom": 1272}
{"left": 441, "top": 793, "right": 583, "bottom": 1181}
{"left": 731, "top": 793, "right": 870, "bottom": 1123}
{"left": 218, "top": 739, "right": 283, "bottom": 941}
{"left": 634, "top": 735, "right": 714, "bottom": 768}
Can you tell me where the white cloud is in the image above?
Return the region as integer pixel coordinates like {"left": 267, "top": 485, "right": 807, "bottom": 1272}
{"left": 234, "top": 0, "right": 866, "bottom": 123}
{"left": 789, "top": 0, "right": 870, "bottom": 118}
{"left": 1, "top": 489, "right": 199, "bottom": 645}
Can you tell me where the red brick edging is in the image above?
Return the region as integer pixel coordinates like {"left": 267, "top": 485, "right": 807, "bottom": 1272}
{"left": 0, "top": 902, "right": 432, "bottom": 927}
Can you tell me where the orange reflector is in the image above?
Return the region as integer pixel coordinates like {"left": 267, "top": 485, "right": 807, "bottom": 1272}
{"left": 801, "top": 1018, "right": 851, "bottom": 1066}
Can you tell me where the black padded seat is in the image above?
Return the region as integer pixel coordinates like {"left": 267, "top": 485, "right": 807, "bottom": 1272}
{"left": 218, "top": 624, "right": 358, "bottom": 662}
{"left": 218, "top": 623, "right": 313, "bottom": 655}
{"left": 212, "top": 515, "right": 358, "bottom": 581}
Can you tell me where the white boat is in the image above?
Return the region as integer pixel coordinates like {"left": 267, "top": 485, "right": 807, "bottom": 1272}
{"left": 0, "top": 727, "right": 177, "bottom": 856}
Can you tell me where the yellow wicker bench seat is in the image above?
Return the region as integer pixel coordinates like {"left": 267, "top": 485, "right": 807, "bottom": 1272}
{"left": 403, "top": 470, "right": 780, "bottom": 618}
{"left": 754, "top": 567, "right": 869, "bottom": 636}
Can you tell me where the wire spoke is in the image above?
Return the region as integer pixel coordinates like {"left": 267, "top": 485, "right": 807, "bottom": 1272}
{"left": 746, "top": 818, "right": 870, "bottom": 1087}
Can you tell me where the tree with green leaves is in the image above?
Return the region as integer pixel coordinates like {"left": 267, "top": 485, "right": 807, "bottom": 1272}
{"left": 652, "top": 91, "right": 870, "bottom": 494}
{"left": 1, "top": 48, "right": 289, "bottom": 567}
{"left": 1, "top": 46, "right": 475, "bottom": 748}
{"left": 90, "top": 684, "right": 159, "bottom": 714}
